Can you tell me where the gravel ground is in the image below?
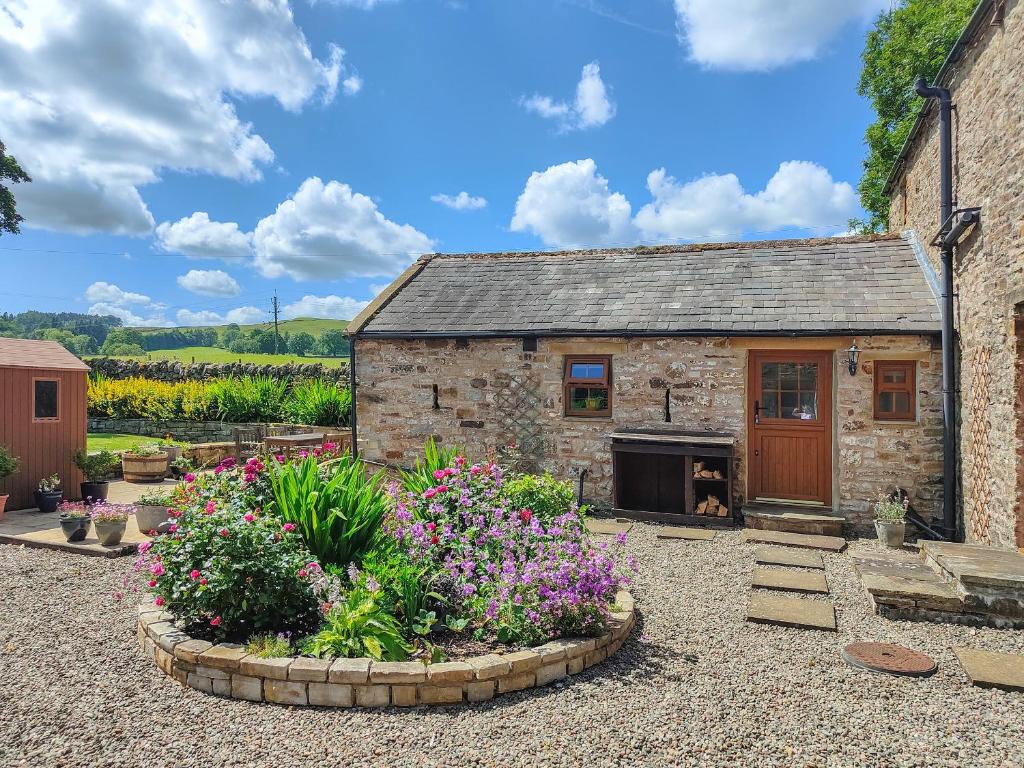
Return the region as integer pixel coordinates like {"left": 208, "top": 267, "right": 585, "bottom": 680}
{"left": 1, "top": 526, "right": 1023, "bottom": 768}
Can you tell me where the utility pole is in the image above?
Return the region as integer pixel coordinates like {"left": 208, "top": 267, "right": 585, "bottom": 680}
{"left": 271, "top": 291, "right": 280, "bottom": 354}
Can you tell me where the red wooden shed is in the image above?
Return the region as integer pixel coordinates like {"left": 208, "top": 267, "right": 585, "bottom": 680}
{"left": 0, "top": 339, "right": 89, "bottom": 510}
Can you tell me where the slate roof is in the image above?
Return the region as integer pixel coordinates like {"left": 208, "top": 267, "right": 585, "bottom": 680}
{"left": 0, "top": 338, "right": 91, "bottom": 370}
{"left": 355, "top": 234, "right": 941, "bottom": 337}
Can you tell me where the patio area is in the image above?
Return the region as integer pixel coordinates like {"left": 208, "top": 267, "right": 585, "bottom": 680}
{"left": 0, "top": 479, "right": 176, "bottom": 557}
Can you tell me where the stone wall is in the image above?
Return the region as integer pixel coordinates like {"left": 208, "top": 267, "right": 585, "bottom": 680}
{"left": 355, "top": 335, "right": 942, "bottom": 528}
{"left": 88, "top": 418, "right": 320, "bottom": 444}
{"left": 87, "top": 357, "right": 349, "bottom": 385}
{"left": 887, "top": 0, "right": 1024, "bottom": 548}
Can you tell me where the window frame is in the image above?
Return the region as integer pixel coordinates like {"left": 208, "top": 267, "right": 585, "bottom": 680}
{"left": 873, "top": 360, "right": 916, "bottom": 421}
{"left": 563, "top": 355, "right": 612, "bottom": 418}
{"left": 32, "top": 377, "right": 60, "bottom": 422}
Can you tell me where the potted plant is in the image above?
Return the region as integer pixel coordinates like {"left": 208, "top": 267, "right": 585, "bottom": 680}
{"left": 33, "top": 473, "right": 63, "bottom": 514}
{"left": 74, "top": 450, "right": 120, "bottom": 502}
{"left": 0, "top": 446, "right": 19, "bottom": 520}
{"left": 136, "top": 490, "right": 175, "bottom": 535}
{"left": 90, "top": 502, "right": 135, "bottom": 547}
{"left": 874, "top": 492, "right": 910, "bottom": 548}
{"left": 168, "top": 455, "right": 194, "bottom": 479}
{"left": 160, "top": 435, "right": 183, "bottom": 467}
{"left": 121, "top": 443, "right": 169, "bottom": 483}
{"left": 57, "top": 501, "right": 91, "bottom": 542}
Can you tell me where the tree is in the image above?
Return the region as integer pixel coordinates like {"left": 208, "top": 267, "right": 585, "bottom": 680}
{"left": 856, "top": 0, "right": 977, "bottom": 231}
{"left": 100, "top": 327, "right": 145, "bottom": 355}
{"left": 318, "top": 328, "right": 349, "bottom": 357}
{"left": 288, "top": 331, "right": 316, "bottom": 357}
{"left": 0, "top": 140, "right": 30, "bottom": 236}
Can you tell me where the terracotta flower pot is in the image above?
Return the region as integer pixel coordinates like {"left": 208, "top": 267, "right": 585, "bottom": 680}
{"left": 121, "top": 452, "right": 169, "bottom": 483}
{"left": 0, "top": 493, "right": 8, "bottom": 521}
{"left": 59, "top": 516, "right": 91, "bottom": 543}
{"left": 94, "top": 518, "right": 127, "bottom": 547}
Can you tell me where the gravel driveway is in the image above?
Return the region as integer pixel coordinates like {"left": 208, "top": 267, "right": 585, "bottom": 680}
{"left": 2, "top": 525, "right": 1022, "bottom": 768}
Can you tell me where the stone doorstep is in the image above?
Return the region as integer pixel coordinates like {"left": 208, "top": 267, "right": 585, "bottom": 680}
{"left": 742, "top": 508, "right": 845, "bottom": 538}
{"left": 751, "top": 567, "right": 829, "bottom": 594}
{"left": 746, "top": 593, "right": 837, "bottom": 632}
{"left": 753, "top": 546, "right": 825, "bottom": 570}
{"left": 740, "top": 529, "right": 847, "bottom": 553}
{"left": 953, "top": 648, "right": 1024, "bottom": 692}
{"left": 655, "top": 525, "right": 716, "bottom": 541}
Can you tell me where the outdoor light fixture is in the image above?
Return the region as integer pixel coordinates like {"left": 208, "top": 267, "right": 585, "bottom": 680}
{"left": 845, "top": 342, "right": 860, "bottom": 376}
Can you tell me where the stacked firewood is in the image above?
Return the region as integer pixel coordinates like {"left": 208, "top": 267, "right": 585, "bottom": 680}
{"left": 695, "top": 494, "right": 729, "bottom": 517}
{"left": 692, "top": 461, "right": 724, "bottom": 480}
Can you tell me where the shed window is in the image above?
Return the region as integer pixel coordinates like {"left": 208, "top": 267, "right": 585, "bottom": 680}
{"left": 564, "top": 355, "right": 611, "bottom": 417}
{"left": 34, "top": 379, "right": 59, "bottom": 421}
{"left": 874, "top": 361, "right": 916, "bottom": 421}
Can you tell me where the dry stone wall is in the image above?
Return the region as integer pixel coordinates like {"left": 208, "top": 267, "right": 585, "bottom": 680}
{"left": 355, "top": 335, "right": 942, "bottom": 529}
{"left": 88, "top": 418, "right": 320, "bottom": 444}
{"left": 888, "top": 0, "right": 1024, "bottom": 547}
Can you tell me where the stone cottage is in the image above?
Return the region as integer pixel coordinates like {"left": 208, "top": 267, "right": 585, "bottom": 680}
{"left": 885, "top": 0, "right": 1023, "bottom": 549}
{"left": 348, "top": 234, "right": 944, "bottom": 531}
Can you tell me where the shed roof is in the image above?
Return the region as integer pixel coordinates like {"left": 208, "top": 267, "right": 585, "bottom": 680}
{"left": 353, "top": 234, "right": 941, "bottom": 338}
{"left": 0, "top": 338, "right": 91, "bottom": 371}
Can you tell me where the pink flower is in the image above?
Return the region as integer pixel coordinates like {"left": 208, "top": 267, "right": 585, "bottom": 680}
{"left": 167, "top": 524, "right": 178, "bottom": 534}
{"left": 154, "top": 596, "right": 165, "bottom": 607}
{"left": 189, "top": 569, "right": 200, "bottom": 580}
{"left": 137, "top": 540, "right": 152, "bottom": 554}
{"left": 298, "top": 568, "right": 308, "bottom": 578}
{"left": 423, "top": 488, "right": 437, "bottom": 499}
{"left": 519, "top": 508, "right": 533, "bottom": 524}
{"left": 430, "top": 535, "right": 440, "bottom": 545}
{"left": 205, "top": 501, "right": 216, "bottom": 514}
{"left": 210, "top": 616, "right": 221, "bottom": 627}
{"left": 433, "top": 469, "right": 448, "bottom": 481}
{"left": 150, "top": 562, "right": 165, "bottom": 576}
{"left": 219, "top": 528, "right": 229, "bottom": 537}
{"left": 282, "top": 523, "right": 296, "bottom": 533}
{"left": 148, "top": 580, "right": 157, "bottom": 588}
{"left": 199, "top": 578, "right": 207, "bottom": 586}
{"left": 243, "top": 513, "right": 255, "bottom": 523}
{"left": 436, "top": 485, "right": 449, "bottom": 493}
{"left": 183, "top": 473, "right": 196, "bottom": 483}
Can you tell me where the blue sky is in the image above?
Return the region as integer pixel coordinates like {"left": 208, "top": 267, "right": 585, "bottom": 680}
{"left": 0, "top": 0, "right": 888, "bottom": 327}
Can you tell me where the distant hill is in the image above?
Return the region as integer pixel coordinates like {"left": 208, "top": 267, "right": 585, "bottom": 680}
{"left": 131, "top": 317, "right": 348, "bottom": 335}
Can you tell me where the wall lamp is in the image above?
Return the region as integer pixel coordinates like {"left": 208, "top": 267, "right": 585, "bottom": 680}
{"left": 845, "top": 342, "right": 860, "bottom": 376}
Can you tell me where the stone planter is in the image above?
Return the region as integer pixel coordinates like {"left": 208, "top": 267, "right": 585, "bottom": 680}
{"left": 33, "top": 490, "right": 63, "bottom": 514}
{"left": 80, "top": 481, "right": 110, "bottom": 503}
{"left": 875, "top": 520, "right": 906, "bottom": 548}
{"left": 59, "top": 516, "right": 91, "bottom": 543}
{"left": 122, "top": 452, "right": 169, "bottom": 483}
{"left": 136, "top": 505, "right": 171, "bottom": 535}
{"left": 94, "top": 518, "right": 128, "bottom": 547}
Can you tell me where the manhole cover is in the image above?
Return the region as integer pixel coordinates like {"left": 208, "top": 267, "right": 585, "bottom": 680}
{"left": 842, "top": 642, "right": 937, "bottom": 677}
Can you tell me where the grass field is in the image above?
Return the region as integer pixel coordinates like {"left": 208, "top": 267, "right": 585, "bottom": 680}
{"left": 90, "top": 346, "right": 348, "bottom": 367}
{"left": 87, "top": 433, "right": 160, "bottom": 452}
{"left": 135, "top": 317, "right": 348, "bottom": 336}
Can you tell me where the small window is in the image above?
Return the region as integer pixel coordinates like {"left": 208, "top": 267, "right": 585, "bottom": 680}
{"left": 34, "top": 379, "right": 59, "bottom": 421}
{"left": 874, "top": 361, "right": 916, "bottom": 421}
{"left": 564, "top": 355, "right": 612, "bottom": 417}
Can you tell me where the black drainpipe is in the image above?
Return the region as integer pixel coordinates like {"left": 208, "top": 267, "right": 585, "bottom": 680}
{"left": 914, "top": 77, "right": 957, "bottom": 541}
{"left": 348, "top": 335, "right": 358, "bottom": 458}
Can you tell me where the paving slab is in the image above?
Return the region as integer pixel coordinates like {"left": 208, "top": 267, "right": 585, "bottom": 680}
{"left": 954, "top": 648, "right": 1024, "bottom": 692}
{"left": 656, "top": 526, "right": 716, "bottom": 541}
{"left": 741, "top": 528, "right": 846, "bottom": 552}
{"left": 752, "top": 567, "right": 829, "bottom": 594}
{"left": 922, "top": 541, "right": 1024, "bottom": 590}
{"left": 746, "top": 593, "right": 836, "bottom": 631}
{"left": 754, "top": 546, "right": 824, "bottom": 570}
{"left": 854, "top": 554, "right": 962, "bottom": 611}
{"left": 586, "top": 518, "right": 633, "bottom": 536}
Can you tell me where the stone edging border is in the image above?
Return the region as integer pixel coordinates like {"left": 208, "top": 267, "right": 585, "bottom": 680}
{"left": 137, "top": 590, "right": 636, "bottom": 707}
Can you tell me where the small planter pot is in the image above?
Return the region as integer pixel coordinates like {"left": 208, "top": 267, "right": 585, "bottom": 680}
{"left": 122, "top": 453, "right": 169, "bottom": 483}
{"left": 94, "top": 518, "right": 128, "bottom": 547}
{"left": 33, "top": 490, "right": 64, "bottom": 514}
{"left": 0, "top": 493, "right": 8, "bottom": 521}
{"left": 875, "top": 520, "right": 906, "bottom": 548}
{"left": 136, "top": 505, "right": 171, "bottom": 535}
{"left": 162, "top": 445, "right": 182, "bottom": 467}
{"left": 59, "top": 516, "right": 91, "bottom": 543}
{"left": 81, "top": 481, "right": 110, "bottom": 503}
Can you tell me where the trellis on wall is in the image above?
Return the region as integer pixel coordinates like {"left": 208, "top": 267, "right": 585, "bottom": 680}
{"left": 965, "top": 345, "right": 993, "bottom": 543}
{"left": 494, "top": 372, "right": 545, "bottom": 472}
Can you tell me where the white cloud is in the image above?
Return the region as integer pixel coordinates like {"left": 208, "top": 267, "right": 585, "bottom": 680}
{"left": 673, "top": 0, "right": 888, "bottom": 71}
{"left": 431, "top": 191, "right": 488, "bottom": 211}
{"left": 85, "top": 281, "right": 152, "bottom": 307}
{"left": 252, "top": 176, "right": 435, "bottom": 281}
{"left": 88, "top": 302, "right": 168, "bottom": 328}
{"left": 176, "top": 306, "right": 265, "bottom": 327}
{"left": 510, "top": 159, "right": 636, "bottom": 248}
{"left": 155, "top": 212, "right": 253, "bottom": 260}
{"left": 342, "top": 74, "right": 363, "bottom": 95}
{"left": 0, "top": 0, "right": 351, "bottom": 235}
{"left": 176, "top": 269, "right": 241, "bottom": 297}
{"left": 281, "top": 294, "right": 369, "bottom": 320}
{"left": 521, "top": 61, "right": 615, "bottom": 132}
{"left": 511, "top": 158, "right": 858, "bottom": 248}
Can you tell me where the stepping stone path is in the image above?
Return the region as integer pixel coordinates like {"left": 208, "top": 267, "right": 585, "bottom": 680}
{"left": 585, "top": 519, "right": 633, "bottom": 536}
{"left": 954, "top": 648, "right": 1024, "bottom": 692}
{"left": 656, "top": 526, "right": 716, "bottom": 541}
{"left": 754, "top": 546, "right": 824, "bottom": 570}
{"left": 752, "top": 567, "right": 829, "bottom": 594}
{"left": 741, "top": 528, "right": 847, "bottom": 552}
{"left": 746, "top": 593, "right": 837, "bottom": 632}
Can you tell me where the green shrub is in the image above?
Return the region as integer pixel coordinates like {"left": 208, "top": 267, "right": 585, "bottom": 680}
{"left": 208, "top": 375, "right": 288, "bottom": 422}
{"left": 502, "top": 471, "right": 580, "bottom": 525}
{"left": 74, "top": 450, "right": 120, "bottom": 482}
{"left": 268, "top": 453, "right": 388, "bottom": 568}
{"left": 301, "top": 589, "right": 410, "bottom": 661}
{"left": 0, "top": 446, "right": 20, "bottom": 479}
{"left": 399, "top": 437, "right": 460, "bottom": 495}
{"left": 285, "top": 379, "right": 351, "bottom": 427}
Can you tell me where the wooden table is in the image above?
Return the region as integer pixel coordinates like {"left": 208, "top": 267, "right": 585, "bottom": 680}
{"left": 263, "top": 432, "right": 325, "bottom": 460}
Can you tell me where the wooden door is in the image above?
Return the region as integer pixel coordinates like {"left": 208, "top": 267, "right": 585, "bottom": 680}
{"left": 747, "top": 351, "right": 832, "bottom": 505}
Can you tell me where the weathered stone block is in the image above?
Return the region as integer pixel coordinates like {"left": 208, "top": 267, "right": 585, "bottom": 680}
{"left": 390, "top": 685, "right": 418, "bottom": 707}
{"left": 308, "top": 682, "right": 354, "bottom": 707}
{"left": 212, "top": 677, "right": 232, "bottom": 697}
{"left": 231, "top": 674, "right": 263, "bottom": 702}
{"left": 155, "top": 646, "right": 174, "bottom": 675}
{"left": 426, "top": 661, "right": 474, "bottom": 683}
{"left": 469, "top": 654, "right": 511, "bottom": 680}
{"left": 288, "top": 657, "right": 332, "bottom": 682}
{"left": 354, "top": 685, "right": 390, "bottom": 707}
{"left": 503, "top": 650, "right": 542, "bottom": 674}
{"left": 535, "top": 661, "right": 567, "bottom": 686}
{"left": 239, "top": 655, "right": 291, "bottom": 680}
{"left": 497, "top": 673, "right": 535, "bottom": 693}
{"left": 196, "top": 643, "right": 247, "bottom": 671}
{"left": 465, "top": 680, "right": 496, "bottom": 702}
{"left": 584, "top": 648, "right": 608, "bottom": 668}
{"left": 567, "top": 656, "right": 585, "bottom": 675}
{"left": 370, "top": 661, "right": 427, "bottom": 684}
{"left": 419, "top": 685, "right": 463, "bottom": 705}
{"left": 186, "top": 673, "right": 214, "bottom": 693}
{"left": 265, "top": 679, "right": 308, "bottom": 706}
{"left": 174, "top": 639, "right": 213, "bottom": 664}
{"left": 329, "top": 658, "right": 370, "bottom": 684}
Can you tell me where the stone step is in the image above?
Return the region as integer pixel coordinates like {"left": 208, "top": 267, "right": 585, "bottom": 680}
{"left": 752, "top": 567, "right": 829, "bottom": 594}
{"left": 746, "top": 593, "right": 836, "bottom": 631}
{"left": 741, "top": 528, "right": 847, "bottom": 553}
{"left": 743, "top": 504, "right": 845, "bottom": 537}
{"left": 585, "top": 518, "right": 633, "bottom": 536}
{"left": 854, "top": 554, "right": 963, "bottom": 616}
{"left": 954, "top": 648, "right": 1024, "bottom": 692}
{"left": 754, "top": 546, "right": 825, "bottom": 570}
{"left": 921, "top": 541, "right": 1024, "bottom": 623}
